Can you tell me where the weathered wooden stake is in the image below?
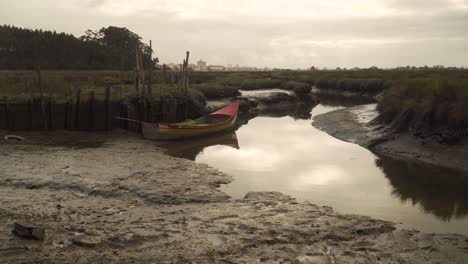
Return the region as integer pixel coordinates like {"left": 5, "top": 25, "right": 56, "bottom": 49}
{"left": 160, "top": 96, "right": 165, "bottom": 122}
{"left": 135, "top": 47, "right": 139, "bottom": 96}
{"left": 74, "top": 87, "right": 81, "bottom": 130}
{"left": 139, "top": 48, "right": 145, "bottom": 93}
{"left": 88, "top": 91, "right": 95, "bottom": 131}
{"left": 64, "top": 100, "right": 70, "bottom": 130}
{"left": 185, "top": 51, "right": 190, "bottom": 96}
{"left": 3, "top": 96, "right": 9, "bottom": 130}
{"left": 37, "top": 68, "right": 47, "bottom": 130}
{"left": 47, "top": 97, "right": 53, "bottom": 130}
{"left": 162, "top": 64, "right": 167, "bottom": 96}
{"left": 147, "top": 40, "right": 153, "bottom": 98}
{"left": 27, "top": 98, "right": 33, "bottom": 130}
{"left": 105, "top": 86, "right": 111, "bottom": 130}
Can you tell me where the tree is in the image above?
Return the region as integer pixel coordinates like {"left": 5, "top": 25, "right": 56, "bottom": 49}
{"left": 0, "top": 25, "right": 154, "bottom": 70}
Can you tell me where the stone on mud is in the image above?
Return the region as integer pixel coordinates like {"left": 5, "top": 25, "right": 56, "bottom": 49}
{"left": 72, "top": 235, "right": 102, "bottom": 248}
{"left": 12, "top": 221, "right": 45, "bottom": 241}
{"left": 243, "top": 191, "right": 295, "bottom": 202}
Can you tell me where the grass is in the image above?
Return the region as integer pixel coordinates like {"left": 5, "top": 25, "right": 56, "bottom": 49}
{"left": 314, "top": 78, "right": 390, "bottom": 96}
{"left": 2, "top": 69, "right": 468, "bottom": 140}
{"left": 2, "top": 69, "right": 468, "bottom": 110}
{"left": 0, "top": 70, "right": 207, "bottom": 103}
{"left": 377, "top": 78, "right": 468, "bottom": 142}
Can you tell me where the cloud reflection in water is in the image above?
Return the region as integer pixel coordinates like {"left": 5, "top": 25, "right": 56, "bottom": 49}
{"left": 168, "top": 104, "right": 468, "bottom": 235}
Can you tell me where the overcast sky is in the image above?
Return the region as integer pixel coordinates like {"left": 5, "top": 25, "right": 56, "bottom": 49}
{"left": 1, "top": 0, "right": 467, "bottom": 68}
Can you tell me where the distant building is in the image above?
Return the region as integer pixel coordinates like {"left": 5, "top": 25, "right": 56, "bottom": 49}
{"left": 196, "top": 60, "right": 207, "bottom": 71}
{"left": 208, "top": 65, "right": 226, "bottom": 71}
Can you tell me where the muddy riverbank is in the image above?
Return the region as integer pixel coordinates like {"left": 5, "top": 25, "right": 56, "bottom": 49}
{"left": 0, "top": 131, "right": 467, "bottom": 263}
{"left": 313, "top": 105, "right": 468, "bottom": 171}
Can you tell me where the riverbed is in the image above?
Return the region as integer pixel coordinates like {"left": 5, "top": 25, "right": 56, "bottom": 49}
{"left": 165, "top": 97, "right": 468, "bottom": 235}
{"left": 1, "top": 111, "right": 467, "bottom": 263}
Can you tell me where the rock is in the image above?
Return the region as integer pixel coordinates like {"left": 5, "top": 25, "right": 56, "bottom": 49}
{"left": 243, "top": 192, "right": 295, "bottom": 203}
{"left": 4, "top": 135, "right": 25, "bottom": 141}
{"left": 292, "top": 85, "right": 312, "bottom": 94}
{"left": 237, "top": 97, "right": 258, "bottom": 112}
{"left": 72, "top": 235, "right": 101, "bottom": 248}
{"left": 296, "top": 93, "right": 320, "bottom": 105}
{"left": 12, "top": 221, "right": 45, "bottom": 241}
{"left": 355, "top": 224, "right": 396, "bottom": 235}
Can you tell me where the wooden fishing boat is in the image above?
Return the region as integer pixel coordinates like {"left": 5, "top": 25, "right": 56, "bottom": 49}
{"left": 141, "top": 101, "right": 240, "bottom": 140}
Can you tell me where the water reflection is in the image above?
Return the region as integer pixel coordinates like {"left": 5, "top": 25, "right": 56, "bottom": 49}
{"left": 240, "top": 89, "right": 293, "bottom": 97}
{"left": 161, "top": 97, "right": 468, "bottom": 235}
{"left": 254, "top": 104, "right": 313, "bottom": 120}
{"left": 375, "top": 155, "right": 468, "bottom": 221}
{"left": 163, "top": 132, "right": 239, "bottom": 161}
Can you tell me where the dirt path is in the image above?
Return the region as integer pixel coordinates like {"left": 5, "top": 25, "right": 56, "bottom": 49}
{"left": 0, "top": 131, "right": 467, "bottom": 263}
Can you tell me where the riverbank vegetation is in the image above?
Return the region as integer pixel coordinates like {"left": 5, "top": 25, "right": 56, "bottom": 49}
{"left": 377, "top": 78, "right": 468, "bottom": 143}
{"left": 2, "top": 69, "right": 468, "bottom": 100}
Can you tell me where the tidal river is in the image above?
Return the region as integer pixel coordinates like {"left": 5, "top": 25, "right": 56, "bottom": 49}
{"left": 164, "top": 92, "right": 468, "bottom": 235}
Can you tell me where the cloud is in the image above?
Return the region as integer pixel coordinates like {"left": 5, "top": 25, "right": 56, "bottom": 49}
{"left": 85, "top": 0, "right": 109, "bottom": 8}
{"left": 1, "top": 0, "right": 467, "bottom": 68}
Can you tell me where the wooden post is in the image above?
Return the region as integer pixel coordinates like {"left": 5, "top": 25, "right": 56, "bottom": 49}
{"left": 68, "top": 87, "right": 74, "bottom": 130}
{"left": 139, "top": 48, "right": 145, "bottom": 95}
{"left": 74, "top": 87, "right": 81, "bottom": 130}
{"left": 64, "top": 99, "right": 69, "bottom": 130}
{"left": 162, "top": 64, "right": 167, "bottom": 96}
{"left": 162, "top": 64, "right": 166, "bottom": 84}
{"left": 105, "top": 86, "right": 111, "bottom": 131}
{"left": 147, "top": 40, "right": 153, "bottom": 98}
{"left": 160, "top": 96, "right": 164, "bottom": 122}
{"left": 135, "top": 47, "right": 140, "bottom": 96}
{"left": 47, "top": 97, "right": 53, "bottom": 130}
{"left": 37, "top": 68, "right": 47, "bottom": 130}
{"left": 179, "top": 63, "right": 183, "bottom": 95}
{"left": 88, "top": 91, "right": 95, "bottom": 131}
{"left": 3, "top": 96, "right": 9, "bottom": 130}
{"left": 28, "top": 98, "right": 33, "bottom": 130}
{"left": 185, "top": 51, "right": 190, "bottom": 96}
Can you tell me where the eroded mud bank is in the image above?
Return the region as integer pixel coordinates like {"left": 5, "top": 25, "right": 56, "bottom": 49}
{"left": 313, "top": 105, "right": 468, "bottom": 171}
{"left": 0, "top": 131, "right": 467, "bottom": 263}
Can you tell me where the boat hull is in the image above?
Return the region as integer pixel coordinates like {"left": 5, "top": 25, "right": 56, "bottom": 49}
{"left": 142, "top": 114, "right": 237, "bottom": 140}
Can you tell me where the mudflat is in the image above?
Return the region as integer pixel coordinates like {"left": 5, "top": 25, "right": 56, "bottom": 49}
{"left": 0, "top": 131, "right": 467, "bottom": 263}
{"left": 313, "top": 104, "right": 468, "bottom": 171}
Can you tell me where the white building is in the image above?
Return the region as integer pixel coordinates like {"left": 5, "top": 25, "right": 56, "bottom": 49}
{"left": 208, "top": 65, "right": 226, "bottom": 71}
{"left": 196, "top": 60, "right": 207, "bottom": 71}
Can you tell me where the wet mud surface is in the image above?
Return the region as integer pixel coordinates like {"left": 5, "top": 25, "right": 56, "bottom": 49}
{"left": 0, "top": 131, "right": 467, "bottom": 263}
{"left": 313, "top": 105, "right": 468, "bottom": 171}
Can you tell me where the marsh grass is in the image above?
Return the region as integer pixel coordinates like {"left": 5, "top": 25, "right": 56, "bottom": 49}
{"left": 377, "top": 78, "right": 468, "bottom": 142}
{"left": 0, "top": 70, "right": 207, "bottom": 104}
{"left": 315, "top": 78, "right": 389, "bottom": 96}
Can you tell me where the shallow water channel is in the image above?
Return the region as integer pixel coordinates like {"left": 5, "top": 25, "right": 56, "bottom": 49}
{"left": 164, "top": 92, "right": 468, "bottom": 235}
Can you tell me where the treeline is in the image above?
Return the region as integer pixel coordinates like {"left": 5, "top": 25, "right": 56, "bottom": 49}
{"left": 0, "top": 25, "right": 155, "bottom": 70}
